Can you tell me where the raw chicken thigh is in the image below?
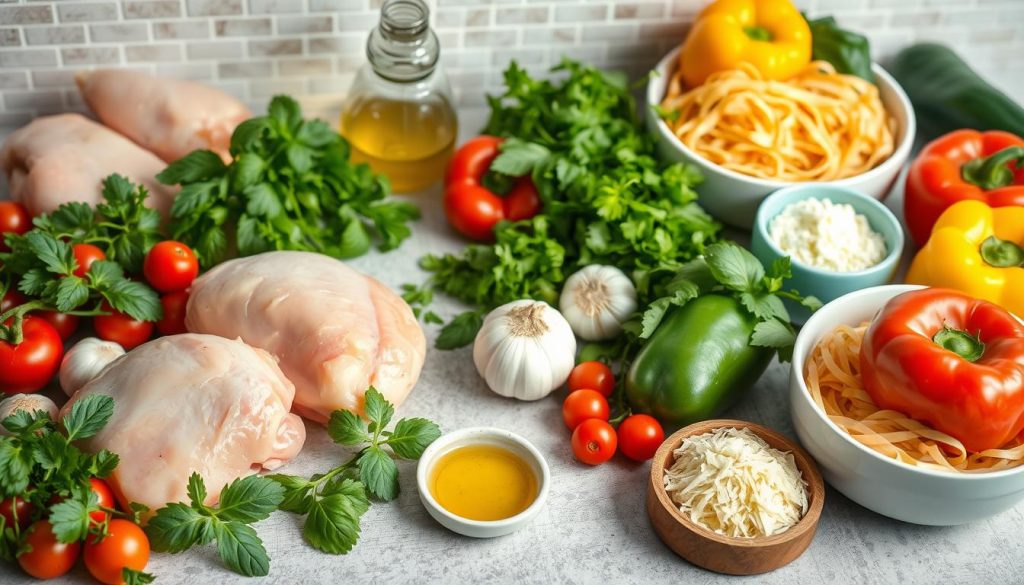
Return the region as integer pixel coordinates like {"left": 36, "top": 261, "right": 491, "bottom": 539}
{"left": 0, "top": 114, "right": 175, "bottom": 217}
{"left": 77, "top": 69, "right": 250, "bottom": 163}
{"left": 186, "top": 251, "right": 426, "bottom": 424}
{"left": 60, "top": 334, "right": 306, "bottom": 512}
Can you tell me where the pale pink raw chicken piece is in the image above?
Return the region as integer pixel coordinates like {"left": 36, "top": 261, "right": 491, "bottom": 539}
{"left": 59, "top": 334, "right": 306, "bottom": 513}
{"left": 76, "top": 69, "right": 250, "bottom": 163}
{"left": 0, "top": 114, "right": 176, "bottom": 218}
{"left": 185, "top": 251, "right": 426, "bottom": 424}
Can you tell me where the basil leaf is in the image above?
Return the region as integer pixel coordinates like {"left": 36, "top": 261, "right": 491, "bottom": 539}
{"left": 145, "top": 503, "right": 214, "bottom": 553}
{"left": 807, "top": 15, "right": 875, "bottom": 82}
{"left": 216, "top": 475, "right": 285, "bottom": 524}
{"left": 704, "top": 243, "right": 765, "bottom": 293}
{"left": 215, "top": 521, "right": 271, "bottom": 577}
{"left": 435, "top": 311, "right": 484, "bottom": 350}
{"left": 157, "top": 150, "right": 227, "bottom": 185}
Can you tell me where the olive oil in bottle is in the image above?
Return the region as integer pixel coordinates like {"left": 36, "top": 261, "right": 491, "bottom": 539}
{"left": 340, "top": 0, "right": 457, "bottom": 193}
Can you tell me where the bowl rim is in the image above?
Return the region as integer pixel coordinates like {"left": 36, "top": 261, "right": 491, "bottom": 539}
{"left": 791, "top": 284, "right": 1024, "bottom": 481}
{"left": 753, "top": 184, "right": 905, "bottom": 278}
{"left": 649, "top": 419, "right": 825, "bottom": 548}
{"left": 646, "top": 45, "right": 916, "bottom": 189}
{"left": 415, "top": 426, "right": 551, "bottom": 529}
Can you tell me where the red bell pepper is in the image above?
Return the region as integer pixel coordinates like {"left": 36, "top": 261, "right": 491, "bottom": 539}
{"left": 444, "top": 135, "right": 541, "bottom": 241}
{"left": 860, "top": 288, "right": 1024, "bottom": 453}
{"left": 905, "top": 129, "right": 1024, "bottom": 247}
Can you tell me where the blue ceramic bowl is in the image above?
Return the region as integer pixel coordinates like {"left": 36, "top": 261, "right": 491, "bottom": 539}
{"left": 751, "top": 185, "right": 904, "bottom": 324}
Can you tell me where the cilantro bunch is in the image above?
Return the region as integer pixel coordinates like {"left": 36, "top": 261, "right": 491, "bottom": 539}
{"left": 145, "top": 388, "right": 440, "bottom": 576}
{"left": 0, "top": 175, "right": 162, "bottom": 343}
{"left": 158, "top": 96, "right": 421, "bottom": 267}
{"left": 417, "top": 59, "right": 720, "bottom": 348}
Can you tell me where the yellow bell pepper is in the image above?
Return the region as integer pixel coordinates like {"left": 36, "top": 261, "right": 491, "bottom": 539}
{"left": 679, "top": 0, "right": 812, "bottom": 87}
{"left": 907, "top": 200, "right": 1024, "bottom": 318}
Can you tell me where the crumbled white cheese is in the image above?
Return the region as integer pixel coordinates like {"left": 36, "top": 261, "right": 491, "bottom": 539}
{"left": 663, "top": 427, "right": 808, "bottom": 539}
{"left": 769, "top": 198, "right": 887, "bottom": 272}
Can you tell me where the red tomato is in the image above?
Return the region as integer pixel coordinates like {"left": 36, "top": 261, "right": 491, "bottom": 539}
{"left": 0, "top": 316, "right": 63, "bottom": 394}
{"left": 84, "top": 519, "right": 150, "bottom": 585}
{"left": 0, "top": 201, "right": 31, "bottom": 252}
{"left": 17, "top": 520, "right": 80, "bottom": 579}
{"left": 562, "top": 389, "right": 610, "bottom": 431}
{"left": 155, "top": 291, "right": 189, "bottom": 336}
{"left": 444, "top": 136, "right": 542, "bottom": 241}
{"left": 94, "top": 306, "right": 153, "bottom": 350}
{"left": 72, "top": 243, "right": 106, "bottom": 278}
{"left": 617, "top": 414, "right": 665, "bottom": 462}
{"left": 88, "top": 478, "right": 116, "bottom": 524}
{"left": 38, "top": 311, "right": 80, "bottom": 340}
{"left": 144, "top": 241, "right": 199, "bottom": 293}
{"left": 0, "top": 495, "right": 34, "bottom": 530}
{"left": 1, "top": 289, "right": 26, "bottom": 313}
{"left": 571, "top": 419, "right": 617, "bottom": 465}
{"left": 567, "top": 361, "right": 615, "bottom": 397}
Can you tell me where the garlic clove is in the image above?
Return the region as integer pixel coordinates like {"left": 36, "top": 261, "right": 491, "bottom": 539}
{"left": 59, "top": 337, "right": 126, "bottom": 397}
{"left": 560, "top": 265, "right": 638, "bottom": 341}
{"left": 0, "top": 394, "right": 59, "bottom": 433}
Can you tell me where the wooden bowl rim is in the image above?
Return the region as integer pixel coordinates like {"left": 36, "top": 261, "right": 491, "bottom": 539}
{"left": 649, "top": 419, "right": 825, "bottom": 549}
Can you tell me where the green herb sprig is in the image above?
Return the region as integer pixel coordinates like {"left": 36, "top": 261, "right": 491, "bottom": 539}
{"left": 158, "top": 96, "right": 420, "bottom": 267}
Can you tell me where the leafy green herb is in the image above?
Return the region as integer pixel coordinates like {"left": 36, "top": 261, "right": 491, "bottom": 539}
{"left": 0, "top": 395, "right": 121, "bottom": 560}
{"left": 123, "top": 568, "right": 156, "bottom": 585}
{"left": 269, "top": 387, "right": 440, "bottom": 555}
{"left": 159, "top": 95, "right": 420, "bottom": 268}
{"left": 637, "top": 242, "right": 821, "bottom": 361}
{"left": 415, "top": 59, "right": 719, "bottom": 347}
{"left": 146, "top": 474, "right": 284, "bottom": 577}
{"left": 806, "top": 15, "right": 875, "bottom": 82}
{"left": 0, "top": 175, "right": 163, "bottom": 343}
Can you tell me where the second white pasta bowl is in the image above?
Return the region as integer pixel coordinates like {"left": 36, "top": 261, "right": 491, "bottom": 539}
{"left": 789, "top": 284, "right": 1024, "bottom": 526}
{"left": 646, "top": 46, "right": 916, "bottom": 230}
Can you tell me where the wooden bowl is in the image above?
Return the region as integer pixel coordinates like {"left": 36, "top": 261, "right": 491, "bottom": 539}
{"left": 646, "top": 419, "right": 825, "bottom": 575}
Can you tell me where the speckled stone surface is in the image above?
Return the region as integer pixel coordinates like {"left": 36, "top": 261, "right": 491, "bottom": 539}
{"left": 2, "top": 110, "right": 1023, "bottom": 585}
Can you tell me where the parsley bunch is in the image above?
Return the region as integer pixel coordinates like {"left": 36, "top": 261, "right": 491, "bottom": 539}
{"left": 417, "top": 59, "right": 720, "bottom": 348}
{"left": 0, "top": 175, "right": 162, "bottom": 343}
{"left": 158, "top": 96, "right": 421, "bottom": 267}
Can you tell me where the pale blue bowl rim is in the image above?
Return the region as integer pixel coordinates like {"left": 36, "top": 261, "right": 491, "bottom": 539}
{"left": 754, "top": 185, "right": 905, "bottom": 278}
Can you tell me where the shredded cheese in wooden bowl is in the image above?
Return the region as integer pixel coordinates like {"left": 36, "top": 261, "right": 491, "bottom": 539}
{"left": 663, "top": 427, "right": 808, "bottom": 538}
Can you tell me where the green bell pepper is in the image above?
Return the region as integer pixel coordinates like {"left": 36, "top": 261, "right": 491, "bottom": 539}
{"left": 625, "top": 294, "right": 774, "bottom": 429}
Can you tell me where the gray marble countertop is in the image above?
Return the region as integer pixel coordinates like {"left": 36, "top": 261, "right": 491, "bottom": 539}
{"left": 2, "top": 109, "right": 1023, "bottom": 585}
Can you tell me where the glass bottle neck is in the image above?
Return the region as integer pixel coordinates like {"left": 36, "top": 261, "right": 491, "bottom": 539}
{"left": 367, "top": 0, "right": 439, "bottom": 84}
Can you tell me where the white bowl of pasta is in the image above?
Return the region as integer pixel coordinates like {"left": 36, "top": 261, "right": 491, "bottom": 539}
{"left": 647, "top": 47, "right": 915, "bottom": 230}
{"left": 789, "top": 284, "right": 1024, "bottom": 526}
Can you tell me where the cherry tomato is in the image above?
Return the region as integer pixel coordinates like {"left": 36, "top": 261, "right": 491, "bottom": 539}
{"left": 562, "top": 389, "right": 610, "bottom": 431}
{"left": 571, "top": 419, "right": 617, "bottom": 465}
{"left": 144, "top": 241, "right": 199, "bottom": 293}
{"left": 0, "top": 316, "right": 63, "bottom": 394}
{"left": 0, "top": 201, "right": 31, "bottom": 252}
{"left": 617, "top": 414, "right": 665, "bottom": 462}
{"left": 1, "top": 289, "right": 26, "bottom": 312}
{"left": 38, "top": 311, "right": 80, "bottom": 340}
{"left": 72, "top": 243, "right": 106, "bottom": 278}
{"left": 84, "top": 519, "right": 150, "bottom": 585}
{"left": 568, "top": 361, "right": 615, "bottom": 397}
{"left": 0, "top": 495, "right": 34, "bottom": 530}
{"left": 17, "top": 520, "right": 80, "bottom": 579}
{"left": 155, "top": 291, "right": 189, "bottom": 336}
{"left": 88, "top": 478, "right": 116, "bottom": 524}
{"left": 94, "top": 305, "right": 153, "bottom": 350}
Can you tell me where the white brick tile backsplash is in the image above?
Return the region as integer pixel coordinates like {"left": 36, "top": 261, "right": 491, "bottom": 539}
{"left": 56, "top": 2, "right": 119, "bottom": 24}
{"left": 0, "top": 29, "right": 22, "bottom": 47}
{"left": 90, "top": 23, "right": 150, "bottom": 43}
{"left": 0, "top": 0, "right": 1020, "bottom": 120}
{"left": 124, "top": 1, "right": 183, "bottom": 20}
{"left": 24, "top": 25, "right": 87, "bottom": 45}
{"left": 187, "top": 0, "right": 243, "bottom": 17}
{"left": 153, "top": 20, "right": 212, "bottom": 39}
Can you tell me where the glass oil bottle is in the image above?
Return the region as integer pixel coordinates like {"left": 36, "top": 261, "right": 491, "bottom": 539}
{"left": 340, "top": 0, "right": 457, "bottom": 193}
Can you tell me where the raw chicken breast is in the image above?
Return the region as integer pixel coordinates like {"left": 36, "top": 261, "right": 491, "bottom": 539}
{"left": 59, "top": 334, "right": 306, "bottom": 512}
{"left": 0, "top": 114, "right": 175, "bottom": 217}
{"left": 185, "top": 251, "right": 426, "bottom": 424}
{"left": 77, "top": 69, "right": 250, "bottom": 163}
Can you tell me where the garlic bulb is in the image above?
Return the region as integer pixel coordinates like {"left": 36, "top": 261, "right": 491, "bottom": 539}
{"left": 559, "top": 265, "right": 638, "bottom": 341}
{"left": 0, "top": 394, "right": 58, "bottom": 433}
{"left": 59, "top": 337, "right": 125, "bottom": 396}
{"left": 473, "top": 300, "right": 577, "bottom": 401}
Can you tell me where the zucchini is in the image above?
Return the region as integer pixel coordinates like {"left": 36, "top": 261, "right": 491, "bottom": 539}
{"left": 890, "top": 43, "right": 1024, "bottom": 142}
